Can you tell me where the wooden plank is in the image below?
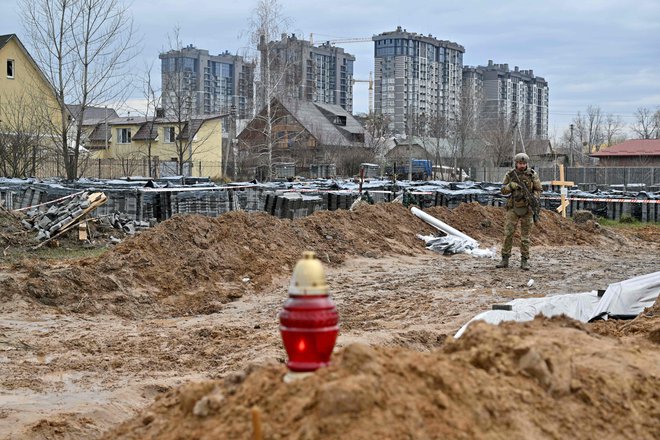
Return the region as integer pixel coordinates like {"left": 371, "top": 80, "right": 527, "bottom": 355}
{"left": 78, "top": 222, "right": 88, "bottom": 241}
{"left": 34, "top": 192, "right": 107, "bottom": 249}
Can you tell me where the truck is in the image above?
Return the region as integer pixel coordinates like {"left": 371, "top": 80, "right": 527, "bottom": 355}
{"left": 385, "top": 159, "right": 432, "bottom": 181}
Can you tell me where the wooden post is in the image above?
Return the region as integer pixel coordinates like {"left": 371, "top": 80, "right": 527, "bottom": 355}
{"left": 551, "top": 164, "right": 574, "bottom": 218}
{"left": 78, "top": 222, "right": 88, "bottom": 241}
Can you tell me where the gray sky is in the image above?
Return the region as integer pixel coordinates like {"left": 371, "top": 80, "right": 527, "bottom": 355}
{"left": 2, "top": 0, "right": 659, "bottom": 138}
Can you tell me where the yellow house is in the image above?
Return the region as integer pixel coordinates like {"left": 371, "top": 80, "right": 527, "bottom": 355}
{"left": 0, "top": 34, "right": 64, "bottom": 175}
{"left": 86, "top": 114, "right": 225, "bottom": 179}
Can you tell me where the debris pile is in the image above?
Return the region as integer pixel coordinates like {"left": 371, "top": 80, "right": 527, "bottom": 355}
{"left": 97, "top": 212, "right": 152, "bottom": 235}
{"left": 411, "top": 206, "right": 496, "bottom": 257}
{"left": 22, "top": 192, "right": 107, "bottom": 241}
{"left": 101, "top": 315, "right": 660, "bottom": 440}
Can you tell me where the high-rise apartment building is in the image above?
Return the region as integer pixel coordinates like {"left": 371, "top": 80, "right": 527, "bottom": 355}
{"left": 160, "top": 46, "right": 255, "bottom": 119}
{"left": 463, "top": 60, "right": 549, "bottom": 139}
{"left": 373, "top": 26, "right": 465, "bottom": 134}
{"left": 259, "top": 34, "right": 355, "bottom": 112}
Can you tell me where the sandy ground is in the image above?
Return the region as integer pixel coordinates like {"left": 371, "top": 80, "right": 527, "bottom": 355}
{"left": 0, "top": 203, "right": 658, "bottom": 438}
{"left": 1, "top": 245, "right": 659, "bottom": 439}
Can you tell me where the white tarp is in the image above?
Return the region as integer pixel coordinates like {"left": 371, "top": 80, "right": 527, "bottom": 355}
{"left": 590, "top": 270, "right": 660, "bottom": 320}
{"left": 411, "top": 207, "right": 495, "bottom": 258}
{"left": 454, "top": 271, "right": 660, "bottom": 338}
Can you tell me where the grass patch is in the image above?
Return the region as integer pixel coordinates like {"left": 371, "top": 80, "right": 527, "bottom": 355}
{"left": 2, "top": 245, "right": 109, "bottom": 265}
{"left": 597, "top": 217, "right": 658, "bottom": 228}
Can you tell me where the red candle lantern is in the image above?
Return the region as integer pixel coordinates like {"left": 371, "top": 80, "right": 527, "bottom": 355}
{"left": 279, "top": 251, "right": 339, "bottom": 372}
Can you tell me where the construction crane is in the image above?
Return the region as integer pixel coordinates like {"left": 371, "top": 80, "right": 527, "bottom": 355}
{"left": 309, "top": 34, "right": 374, "bottom": 113}
{"left": 310, "top": 33, "right": 372, "bottom": 46}
{"left": 352, "top": 72, "right": 373, "bottom": 115}
{"left": 325, "top": 37, "right": 373, "bottom": 45}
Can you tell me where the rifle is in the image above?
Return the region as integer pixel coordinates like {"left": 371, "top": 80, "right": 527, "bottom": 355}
{"left": 511, "top": 171, "right": 540, "bottom": 223}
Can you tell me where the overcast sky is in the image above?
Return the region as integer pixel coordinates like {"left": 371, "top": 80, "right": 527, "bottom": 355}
{"left": 2, "top": 0, "right": 659, "bottom": 138}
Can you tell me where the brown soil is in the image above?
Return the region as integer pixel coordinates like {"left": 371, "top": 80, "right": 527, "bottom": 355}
{"left": 425, "top": 203, "right": 603, "bottom": 246}
{"left": 0, "top": 204, "right": 611, "bottom": 318}
{"left": 0, "top": 207, "right": 32, "bottom": 249}
{"left": 102, "top": 315, "right": 660, "bottom": 440}
{"left": 1, "top": 202, "right": 659, "bottom": 439}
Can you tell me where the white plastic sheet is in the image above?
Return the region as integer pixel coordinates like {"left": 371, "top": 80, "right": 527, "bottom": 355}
{"left": 589, "top": 270, "right": 660, "bottom": 320}
{"left": 454, "top": 291, "right": 601, "bottom": 338}
{"left": 417, "top": 234, "right": 496, "bottom": 258}
{"left": 454, "top": 271, "right": 660, "bottom": 338}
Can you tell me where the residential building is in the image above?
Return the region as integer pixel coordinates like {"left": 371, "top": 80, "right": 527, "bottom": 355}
{"left": 238, "top": 98, "right": 367, "bottom": 178}
{"left": 66, "top": 105, "right": 118, "bottom": 150}
{"left": 590, "top": 139, "right": 660, "bottom": 166}
{"left": 259, "top": 34, "right": 355, "bottom": 113}
{"left": 463, "top": 60, "right": 549, "bottom": 139}
{"left": 0, "top": 34, "right": 63, "bottom": 176}
{"left": 73, "top": 111, "right": 225, "bottom": 178}
{"left": 373, "top": 26, "right": 465, "bottom": 134}
{"left": 160, "top": 46, "right": 255, "bottom": 119}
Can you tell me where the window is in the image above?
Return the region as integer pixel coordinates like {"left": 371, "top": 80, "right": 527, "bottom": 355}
{"left": 7, "top": 59, "right": 14, "bottom": 78}
{"left": 164, "top": 126, "right": 176, "bottom": 143}
{"left": 333, "top": 116, "right": 347, "bottom": 126}
{"left": 117, "top": 128, "right": 131, "bottom": 144}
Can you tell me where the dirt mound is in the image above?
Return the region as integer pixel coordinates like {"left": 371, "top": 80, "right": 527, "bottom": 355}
{"left": 1, "top": 203, "right": 612, "bottom": 318}
{"left": 101, "top": 316, "right": 660, "bottom": 440}
{"left": 425, "top": 203, "right": 603, "bottom": 246}
{"left": 589, "top": 295, "right": 660, "bottom": 343}
{"left": 0, "top": 208, "right": 32, "bottom": 249}
{"left": 617, "top": 225, "right": 660, "bottom": 243}
{"left": 1, "top": 204, "right": 435, "bottom": 317}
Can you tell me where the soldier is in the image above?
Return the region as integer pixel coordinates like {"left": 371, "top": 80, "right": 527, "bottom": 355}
{"left": 495, "top": 153, "right": 542, "bottom": 270}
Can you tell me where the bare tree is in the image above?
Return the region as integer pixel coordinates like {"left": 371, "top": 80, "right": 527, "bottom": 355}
{"left": 20, "top": 0, "right": 138, "bottom": 180}
{"left": 141, "top": 62, "right": 161, "bottom": 177}
{"left": 481, "top": 114, "right": 515, "bottom": 167}
{"left": 631, "top": 107, "right": 659, "bottom": 139}
{"left": 426, "top": 113, "right": 450, "bottom": 178}
{"left": 603, "top": 113, "right": 625, "bottom": 147}
{"left": 246, "top": 0, "right": 292, "bottom": 180}
{"left": 0, "top": 92, "right": 48, "bottom": 177}
{"left": 567, "top": 106, "right": 604, "bottom": 164}
{"left": 584, "top": 105, "right": 604, "bottom": 152}
{"left": 362, "top": 112, "right": 391, "bottom": 164}
{"left": 447, "top": 87, "right": 484, "bottom": 180}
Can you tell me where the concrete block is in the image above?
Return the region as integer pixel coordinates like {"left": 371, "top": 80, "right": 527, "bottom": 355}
{"left": 38, "top": 216, "right": 52, "bottom": 229}
{"left": 49, "top": 222, "right": 62, "bottom": 233}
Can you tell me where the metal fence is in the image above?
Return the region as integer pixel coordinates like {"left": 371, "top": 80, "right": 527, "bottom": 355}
{"left": 18, "top": 160, "right": 660, "bottom": 190}
{"left": 469, "top": 166, "right": 660, "bottom": 189}
{"left": 32, "top": 158, "right": 224, "bottom": 180}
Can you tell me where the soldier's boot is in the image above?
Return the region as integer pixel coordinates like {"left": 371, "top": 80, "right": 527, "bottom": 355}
{"left": 496, "top": 255, "right": 510, "bottom": 268}
{"left": 521, "top": 257, "right": 530, "bottom": 271}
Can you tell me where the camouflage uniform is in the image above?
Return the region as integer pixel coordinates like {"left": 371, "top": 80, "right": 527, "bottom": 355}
{"left": 499, "top": 167, "right": 542, "bottom": 267}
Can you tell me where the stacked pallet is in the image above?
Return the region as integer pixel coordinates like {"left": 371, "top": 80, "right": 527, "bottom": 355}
{"left": 263, "top": 192, "right": 324, "bottom": 219}
{"left": 171, "top": 190, "right": 239, "bottom": 218}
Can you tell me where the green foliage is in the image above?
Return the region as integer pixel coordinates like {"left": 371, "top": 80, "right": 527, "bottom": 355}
{"left": 3, "top": 246, "right": 108, "bottom": 266}
{"left": 597, "top": 217, "right": 657, "bottom": 228}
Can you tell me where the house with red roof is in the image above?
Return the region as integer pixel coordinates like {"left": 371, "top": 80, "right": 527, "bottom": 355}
{"left": 590, "top": 139, "right": 660, "bottom": 166}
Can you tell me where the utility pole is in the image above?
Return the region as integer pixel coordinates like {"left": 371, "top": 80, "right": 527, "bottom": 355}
{"left": 511, "top": 111, "right": 517, "bottom": 166}
{"left": 230, "top": 104, "right": 237, "bottom": 180}
{"left": 569, "top": 123, "right": 575, "bottom": 166}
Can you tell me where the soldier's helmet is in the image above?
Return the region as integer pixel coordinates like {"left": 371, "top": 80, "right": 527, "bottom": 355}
{"left": 514, "top": 153, "right": 529, "bottom": 163}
